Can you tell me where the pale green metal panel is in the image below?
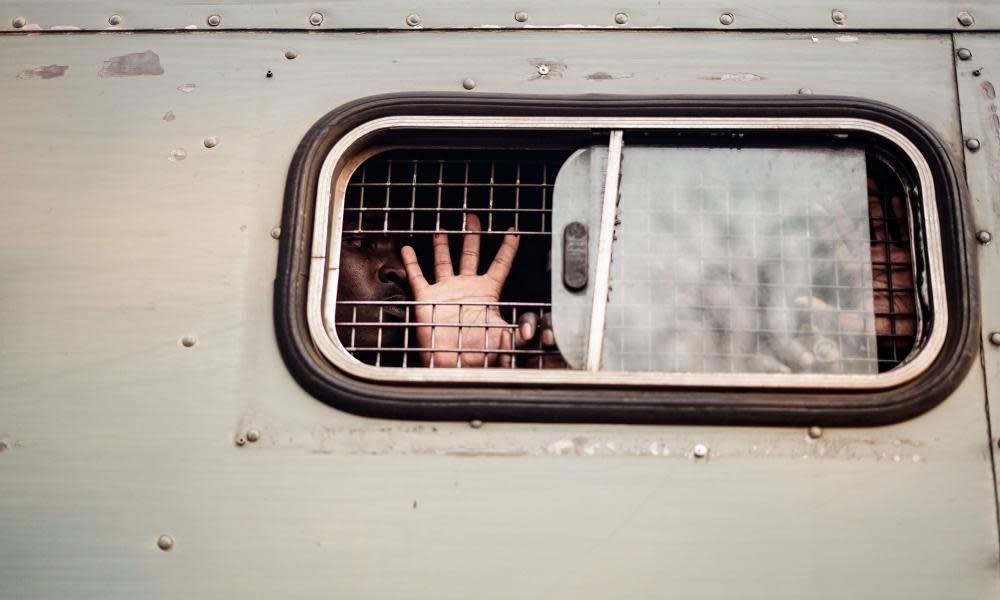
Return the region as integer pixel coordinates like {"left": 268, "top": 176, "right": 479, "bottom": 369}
{"left": 955, "top": 32, "right": 1000, "bottom": 510}
{"left": 2, "top": 1, "right": 1000, "bottom": 31}
{"left": 0, "top": 31, "right": 997, "bottom": 599}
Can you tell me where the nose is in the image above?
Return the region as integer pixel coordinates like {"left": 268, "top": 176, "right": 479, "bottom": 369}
{"left": 377, "top": 260, "right": 408, "bottom": 290}
{"left": 378, "top": 263, "right": 406, "bottom": 284}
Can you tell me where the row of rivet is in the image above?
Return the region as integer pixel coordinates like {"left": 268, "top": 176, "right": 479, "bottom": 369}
{"left": 960, "top": 47, "right": 995, "bottom": 274}
{"left": 8, "top": 10, "right": 982, "bottom": 29}
{"left": 960, "top": 44, "right": 1000, "bottom": 354}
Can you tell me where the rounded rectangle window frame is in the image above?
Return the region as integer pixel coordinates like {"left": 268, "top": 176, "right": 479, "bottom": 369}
{"left": 275, "top": 93, "right": 978, "bottom": 426}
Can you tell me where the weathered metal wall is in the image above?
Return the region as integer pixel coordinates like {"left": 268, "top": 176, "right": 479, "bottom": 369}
{"left": 955, "top": 33, "right": 1000, "bottom": 540}
{"left": 3, "top": 1, "right": 1000, "bottom": 31}
{"left": 1, "top": 29, "right": 998, "bottom": 599}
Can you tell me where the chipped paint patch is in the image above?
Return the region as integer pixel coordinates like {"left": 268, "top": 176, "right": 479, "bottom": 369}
{"left": 585, "top": 71, "right": 633, "bottom": 81}
{"left": 810, "top": 35, "right": 820, "bottom": 43}
{"left": 98, "top": 50, "right": 164, "bottom": 78}
{"left": 702, "top": 72, "right": 764, "bottom": 82}
{"left": 168, "top": 148, "right": 187, "bottom": 162}
{"left": 17, "top": 64, "right": 68, "bottom": 80}
{"left": 528, "top": 58, "right": 567, "bottom": 80}
{"left": 162, "top": 110, "right": 176, "bottom": 122}
{"left": 21, "top": 24, "right": 42, "bottom": 31}
{"left": 546, "top": 439, "right": 577, "bottom": 455}
{"left": 49, "top": 25, "right": 82, "bottom": 31}
{"left": 835, "top": 34, "right": 859, "bottom": 43}
{"left": 982, "top": 81, "right": 996, "bottom": 100}
{"left": 0, "top": 435, "right": 9, "bottom": 452}
{"left": 177, "top": 83, "right": 197, "bottom": 93}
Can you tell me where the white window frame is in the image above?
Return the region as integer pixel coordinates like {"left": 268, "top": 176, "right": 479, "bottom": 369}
{"left": 307, "top": 115, "right": 946, "bottom": 389}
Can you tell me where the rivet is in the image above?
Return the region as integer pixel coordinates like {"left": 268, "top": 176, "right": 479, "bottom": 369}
{"left": 203, "top": 136, "right": 218, "bottom": 149}
{"left": 265, "top": 70, "right": 273, "bottom": 78}
{"left": 270, "top": 226, "right": 281, "bottom": 239}
{"left": 246, "top": 429, "right": 260, "bottom": 443}
{"left": 514, "top": 11, "right": 528, "bottom": 23}
{"left": 108, "top": 14, "right": 122, "bottom": 26}
{"left": 831, "top": 9, "right": 846, "bottom": 25}
{"left": 990, "top": 332, "right": 1000, "bottom": 346}
{"left": 719, "top": 12, "right": 735, "bottom": 26}
{"left": 976, "top": 230, "right": 992, "bottom": 245}
{"left": 181, "top": 335, "right": 197, "bottom": 348}
{"left": 309, "top": 12, "right": 324, "bottom": 26}
{"left": 966, "top": 138, "right": 981, "bottom": 151}
{"left": 469, "top": 419, "right": 484, "bottom": 429}
{"left": 206, "top": 14, "right": 221, "bottom": 27}
{"left": 808, "top": 426, "right": 823, "bottom": 439}
{"left": 692, "top": 444, "right": 709, "bottom": 458}
{"left": 973, "top": 68, "right": 983, "bottom": 77}
{"left": 614, "top": 12, "right": 629, "bottom": 25}
{"left": 405, "top": 13, "right": 422, "bottom": 27}
{"left": 157, "top": 535, "right": 174, "bottom": 551}
{"left": 537, "top": 64, "right": 550, "bottom": 76}
{"left": 235, "top": 435, "right": 246, "bottom": 446}
{"left": 461, "top": 77, "right": 476, "bottom": 90}
{"left": 798, "top": 87, "right": 813, "bottom": 95}
{"left": 957, "top": 47, "right": 973, "bottom": 61}
{"left": 957, "top": 11, "right": 975, "bottom": 27}
{"left": 284, "top": 49, "right": 297, "bottom": 60}
{"left": 11, "top": 17, "right": 26, "bottom": 28}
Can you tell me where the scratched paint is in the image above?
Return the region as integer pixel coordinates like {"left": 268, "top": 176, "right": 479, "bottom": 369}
{"left": 527, "top": 58, "right": 567, "bottom": 80}
{"left": 585, "top": 71, "right": 633, "bottom": 80}
{"left": 701, "top": 72, "right": 765, "bottom": 81}
{"left": 16, "top": 64, "right": 68, "bottom": 79}
{"left": 98, "top": 50, "right": 164, "bottom": 77}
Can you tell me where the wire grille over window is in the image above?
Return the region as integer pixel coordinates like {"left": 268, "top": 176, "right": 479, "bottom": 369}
{"left": 331, "top": 145, "right": 919, "bottom": 374}
{"left": 867, "top": 154, "right": 918, "bottom": 371}
{"left": 335, "top": 150, "right": 569, "bottom": 368}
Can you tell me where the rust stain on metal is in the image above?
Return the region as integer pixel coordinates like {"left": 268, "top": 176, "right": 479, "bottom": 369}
{"left": 98, "top": 50, "right": 164, "bottom": 78}
{"left": 16, "top": 65, "right": 68, "bottom": 80}
{"left": 982, "top": 81, "right": 996, "bottom": 100}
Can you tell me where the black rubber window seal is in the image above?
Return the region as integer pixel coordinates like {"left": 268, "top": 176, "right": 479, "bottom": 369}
{"left": 274, "top": 93, "right": 978, "bottom": 426}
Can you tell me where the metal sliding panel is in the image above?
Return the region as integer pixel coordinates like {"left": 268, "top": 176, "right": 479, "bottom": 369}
{"left": 955, "top": 32, "right": 1000, "bottom": 521}
{"left": 0, "top": 30, "right": 996, "bottom": 599}
{"left": 3, "top": 1, "right": 1000, "bottom": 32}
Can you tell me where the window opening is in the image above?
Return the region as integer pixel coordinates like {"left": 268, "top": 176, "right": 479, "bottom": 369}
{"left": 313, "top": 117, "right": 941, "bottom": 390}
{"left": 335, "top": 149, "right": 569, "bottom": 369}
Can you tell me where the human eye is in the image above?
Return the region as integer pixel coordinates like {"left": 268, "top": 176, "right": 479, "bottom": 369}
{"left": 343, "top": 236, "right": 368, "bottom": 250}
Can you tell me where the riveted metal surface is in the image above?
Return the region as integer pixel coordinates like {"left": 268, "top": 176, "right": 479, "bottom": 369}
{"left": 0, "top": 30, "right": 996, "bottom": 599}
{"left": 955, "top": 33, "right": 1000, "bottom": 525}
{"left": 1, "top": 1, "right": 1000, "bottom": 31}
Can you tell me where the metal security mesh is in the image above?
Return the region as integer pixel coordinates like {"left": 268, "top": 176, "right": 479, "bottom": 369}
{"left": 335, "top": 150, "right": 568, "bottom": 368}
{"left": 602, "top": 146, "right": 878, "bottom": 375}
{"left": 868, "top": 154, "right": 918, "bottom": 371}
{"left": 333, "top": 145, "right": 919, "bottom": 373}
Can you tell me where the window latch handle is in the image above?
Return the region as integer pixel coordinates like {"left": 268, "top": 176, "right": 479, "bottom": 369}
{"left": 563, "top": 221, "right": 589, "bottom": 291}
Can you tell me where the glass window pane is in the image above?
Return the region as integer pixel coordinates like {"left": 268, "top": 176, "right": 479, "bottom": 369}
{"left": 602, "top": 146, "right": 877, "bottom": 374}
